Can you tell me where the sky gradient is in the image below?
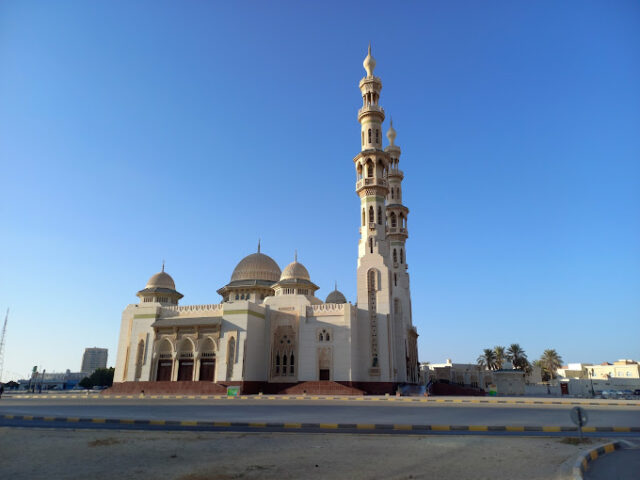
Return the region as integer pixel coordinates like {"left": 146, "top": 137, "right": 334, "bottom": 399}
{"left": 1, "top": 1, "right": 639, "bottom": 380}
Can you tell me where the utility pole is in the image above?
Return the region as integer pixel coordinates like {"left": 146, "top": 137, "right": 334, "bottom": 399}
{"left": 0, "top": 309, "right": 8, "bottom": 383}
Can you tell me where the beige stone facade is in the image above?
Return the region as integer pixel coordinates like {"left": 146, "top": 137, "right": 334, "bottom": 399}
{"left": 113, "top": 47, "right": 420, "bottom": 393}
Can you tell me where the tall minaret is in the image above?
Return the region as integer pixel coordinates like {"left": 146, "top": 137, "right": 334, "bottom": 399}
{"left": 385, "top": 120, "right": 418, "bottom": 383}
{"left": 354, "top": 45, "right": 392, "bottom": 380}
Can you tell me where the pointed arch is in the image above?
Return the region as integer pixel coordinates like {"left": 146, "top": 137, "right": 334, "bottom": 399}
{"left": 368, "top": 206, "right": 374, "bottom": 224}
{"left": 391, "top": 212, "right": 397, "bottom": 228}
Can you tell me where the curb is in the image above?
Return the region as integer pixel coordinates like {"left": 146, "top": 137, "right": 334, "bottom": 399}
{"left": 5, "top": 394, "right": 640, "bottom": 407}
{"left": 1, "top": 414, "right": 639, "bottom": 434}
{"left": 572, "top": 440, "right": 633, "bottom": 479}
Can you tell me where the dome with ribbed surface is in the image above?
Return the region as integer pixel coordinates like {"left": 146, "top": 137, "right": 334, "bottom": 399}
{"left": 280, "top": 261, "right": 310, "bottom": 281}
{"left": 146, "top": 271, "right": 176, "bottom": 290}
{"left": 325, "top": 289, "right": 347, "bottom": 304}
{"left": 231, "top": 252, "right": 281, "bottom": 283}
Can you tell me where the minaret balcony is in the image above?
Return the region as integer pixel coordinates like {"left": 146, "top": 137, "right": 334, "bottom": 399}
{"left": 357, "top": 104, "right": 385, "bottom": 122}
{"left": 386, "top": 226, "right": 408, "bottom": 237}
{"left": 356, "top": 177, "right": 388, "bottom": 191}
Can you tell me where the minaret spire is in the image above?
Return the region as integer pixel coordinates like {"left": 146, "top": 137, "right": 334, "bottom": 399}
{"left": 257, "top": 238, "right": 261, "bottom": 253}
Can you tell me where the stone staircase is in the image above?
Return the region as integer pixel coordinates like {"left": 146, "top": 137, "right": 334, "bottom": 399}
{"left": 278, "top": 381, "right": 365, "bottom": 396}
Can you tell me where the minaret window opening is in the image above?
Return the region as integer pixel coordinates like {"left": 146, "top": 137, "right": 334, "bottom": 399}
{"left": 361, "top": 131, "right": 364, "bottom": 146}
{"left": 400, "top": 248, "right": 404, "bottom": 264}
{"left": 393, "top": 249, "right": 397, "bottom": 264}
{"left": 377, "top": 206, "right": 382, "bottom": 225}
{"left": 369, "top": 237, "right": 373, "bottom": 254}
{"left": 367, "top": 161, "right": 373, "bottom": 177}
{"left": 391, "top": 212, "right": 397, "bottom": 228}
{"left": 362, "top": 208, "right": 365, "bottom": 226}
{"left": 368, "top": 129, "right": 372, "bottom": 144}
{"left": 391, "top": 189, "right": 395, "bottom": 200}
{"left": 394, "top": 273, "right": 397, "bottom": 287}
{"left": 375, "top": 129, "right": 379, "bottom": 144}
{"left": 368, "top": 206, "right": 374, "bottom": 224}
{"left": 357, "top": 163, "right": 363, "bottom": 180}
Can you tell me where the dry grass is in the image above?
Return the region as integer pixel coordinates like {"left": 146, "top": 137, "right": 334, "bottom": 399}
{"left": 88, "top": 437, "right": 122, "bottom": 447}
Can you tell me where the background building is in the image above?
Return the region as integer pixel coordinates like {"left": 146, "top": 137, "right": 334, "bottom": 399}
{"left": 81, "top": 347, "right": 108, "bottom": 375}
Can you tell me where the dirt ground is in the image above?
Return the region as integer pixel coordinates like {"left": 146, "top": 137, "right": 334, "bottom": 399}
{"left": 0, "top": 427, "right": 599, "bottom": 480}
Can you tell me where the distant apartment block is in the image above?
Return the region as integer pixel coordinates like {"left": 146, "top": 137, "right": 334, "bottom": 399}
{"left": 81, "top": 347, "right": 108, "bottom": 374}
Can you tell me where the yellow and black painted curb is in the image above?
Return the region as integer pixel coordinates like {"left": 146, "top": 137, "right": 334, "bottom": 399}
{"left": 1, "top": 414, "right": 639, "bottom": 434}
{"left": 572, "top": 441, "right": 629, "bottom": 480}
{"left": 6, "top": 394, "right": 640, "bottom": 407}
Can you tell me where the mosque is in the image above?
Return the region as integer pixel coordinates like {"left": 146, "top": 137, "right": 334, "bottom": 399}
{"left": 112, "top": 47, "right": 420, "bottom": 394}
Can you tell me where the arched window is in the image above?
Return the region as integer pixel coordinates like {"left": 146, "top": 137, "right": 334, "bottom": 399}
{"left": 134, "top": 339, "right": 144, "bottom": 380}
{"left": 282, "top": 354, "right": 288, "bottom": 376}
{"left": 325, "top": 332, "right": 330, "bottom": 341}
{"left": 362, "top": 208, "right": 365, "bottom": 226}
{"left": 357, "top": 163, "right": 363, "bottom": 180}
{"left": 391, "top": 188, "right": 394, "bottom": 199}
{"left": 361, "top": 131, "right": 364, "bottom": 146}
{"left": 235, "top": 294, "right": 239, "bottom": 300}
{"left": 376, "top": 129, "right": 379, "bottom": 143}
{"left": 368, "top": 129, "right": 371, "bottom": 144}
{"left": 226, "top": 337, "right": 236, "bottom": 380}
{"left": 377, "top": 206, "right": 382, "bottom": 225}
{"left": 319, "top": 332, "right": 324, "bottom": 341}
{"left": 394, "top": 273, "right": 397, "bottom": 286}
{"left": 393, "top": 249, "right": 397, "bottom": 264}
{"left": 400, "top": 248, "right": 404, "bottom": 264}
{"left": 290, "top": 354, "right": 295, "bottom": 374}
{"left": 367, "top": 162, "right": 373, "bottom": 177}
{"left": 369, "top": 206, "right": 374, "bottom": 223}
{"left": 391, "top": 212, "right": 397, "bottom": 228}
{"left": 369, "top": 237, "right": 373, "bottom": 254}
{"left": 275, "top": 354, "right": 280, "bottom": 374}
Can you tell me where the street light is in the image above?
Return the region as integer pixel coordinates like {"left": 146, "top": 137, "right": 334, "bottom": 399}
{"left": 589, "top": 368, "right": 595, "bottom": 397}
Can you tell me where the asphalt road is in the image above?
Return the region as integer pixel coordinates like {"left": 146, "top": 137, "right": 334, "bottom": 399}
{"left": 1, "top": 397, "right": 638, "bottom": 428}
{"left": 584, "top": 448, "right": 640, "bottom": 480}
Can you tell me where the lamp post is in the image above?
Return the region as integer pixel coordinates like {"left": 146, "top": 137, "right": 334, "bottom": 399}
{"left": 589, "top": 368, "right": 595, "bottom": 397}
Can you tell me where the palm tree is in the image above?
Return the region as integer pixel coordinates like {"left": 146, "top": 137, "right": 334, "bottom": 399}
{"left": 506, "top": 343, "right": 529, "bottom": 371}
{"left": 494, "top": 346, "right": 506, "bottom": 370}
{"left": 477, "top": 348, "right": 496, "bottom": 370}
{"left": 539, "top": 349, "right": 563, "bottom": 380}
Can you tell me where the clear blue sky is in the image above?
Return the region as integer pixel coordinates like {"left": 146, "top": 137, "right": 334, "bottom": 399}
{"left": 1, "top": 1, "right": 639, "bottom": 380}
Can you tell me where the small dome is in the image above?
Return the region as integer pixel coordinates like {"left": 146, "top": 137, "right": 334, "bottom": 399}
{"left": 325, "top": 289, "right": 347, "bottom": 304}
{"left": 231, "top": 252, "right": 281, "bottom": 283}
{"left": 280, "top": 261, "right": 310, "bottom": 281}
{"left": 363, "top": 43, "right": 376, "bottom": 77}
{"left": 146, "top": 270, "right": 176, "bottom": 290}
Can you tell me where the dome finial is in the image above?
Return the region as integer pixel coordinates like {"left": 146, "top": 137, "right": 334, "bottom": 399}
{"left": 386, "top": 117, "right": 397, "bottom": 146}
{"left": 363, "top": 43, "right": 376, "bottom": 77}
{"left": 335, "top": 280, "right": 338, "bottom": 290}
{"left": 257, "top": 238, "right": 261, "bottom": 253}
{"left": 162, "top": 259, "right": 165, "bottom": 272}
{"left": 294, "top": 249, "right": 298, "bottom": 262}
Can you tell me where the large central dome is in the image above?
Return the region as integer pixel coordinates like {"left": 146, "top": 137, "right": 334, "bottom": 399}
{"left": 230, "top": 252, "right": 281, "bottom": 283}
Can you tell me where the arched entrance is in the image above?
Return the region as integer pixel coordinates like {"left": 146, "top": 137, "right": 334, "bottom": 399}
{"left": 177, "top": 339, "right": 195, "bottom": 381}
{"left": 156, "top": 339, "right": 173, "bottom": 382}
{"left": 199, "top": 338, "right": 216, "bottom": 382}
